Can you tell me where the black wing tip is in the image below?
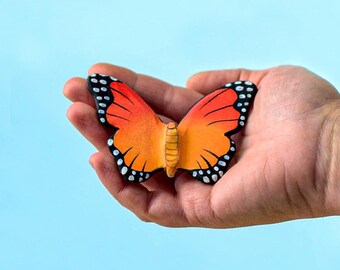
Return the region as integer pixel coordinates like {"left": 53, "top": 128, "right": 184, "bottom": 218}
{"left": 87, "top": 74, "right": 117, "bottom": 129}
{"left": 221, "top": 80, "right": 258, "bottom": 136}
{"left": 87, "top": 73, "right": 121, "bottom": 83}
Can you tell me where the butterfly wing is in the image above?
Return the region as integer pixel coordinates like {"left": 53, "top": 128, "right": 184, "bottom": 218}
{"left": 87, "top": 74, "right": 166, "bottom": 182}
{"left": 177, "top": 81, "right": 257, "bottom": 184}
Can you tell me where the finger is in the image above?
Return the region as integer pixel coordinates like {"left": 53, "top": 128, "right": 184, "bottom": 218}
{"left": 140, "top": 172, "right": 176, "bottom": 194}
{"left": 89, "top": 152, "right": 152, "bottom": 222}
{"left": 90, "top": 152, "right": 188, "bottom": 227}
{"left": 88, "top": 63, "right": 203, "bottom": 122}
{"left": 186, "top": 68, "right": 267, "bottom": 95}
{"left": 63, "top": 77, "right": 95, "bottom": 107}
{"left": 67, "top": 102, "right": 112, "bottom": 152}
{"left": 173, "top": 173, "right": 220, "bottom": 227}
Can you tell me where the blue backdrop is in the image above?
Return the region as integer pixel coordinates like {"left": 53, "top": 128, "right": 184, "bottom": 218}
{"left": 1, "top": 0, "right": 339, "bottom": 269}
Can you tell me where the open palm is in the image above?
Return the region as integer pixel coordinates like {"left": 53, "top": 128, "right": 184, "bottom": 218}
{"left": 64, "top": 64, "right": 339, "bottom": 227}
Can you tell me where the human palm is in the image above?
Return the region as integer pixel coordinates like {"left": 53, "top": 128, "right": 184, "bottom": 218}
{"left": 64, "top": 64, "right": 340, "bottom": 227}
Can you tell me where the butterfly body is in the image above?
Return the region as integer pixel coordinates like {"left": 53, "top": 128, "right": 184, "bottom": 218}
{"left": 165, "top": 122, "right": 179, "bottom": 177}
{"left": 88, "top": 74, "right": 257, "bottom": 184}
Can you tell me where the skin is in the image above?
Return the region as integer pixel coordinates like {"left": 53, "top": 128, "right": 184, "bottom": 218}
{"left": 63, "top": 63, "right": 340, "bottom": 228}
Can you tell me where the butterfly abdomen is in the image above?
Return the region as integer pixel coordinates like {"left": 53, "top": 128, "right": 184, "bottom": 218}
{"left": 165, "top": 122, "right": 179, "bottom": 178}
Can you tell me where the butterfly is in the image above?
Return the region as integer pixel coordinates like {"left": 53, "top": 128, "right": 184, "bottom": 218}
{"left": 87, "top": 74, "right": 257, "bottom": 184}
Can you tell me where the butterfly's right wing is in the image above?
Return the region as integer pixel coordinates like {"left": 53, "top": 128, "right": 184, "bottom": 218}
{"left": 88, "top": 74, "right": 166, "bottom": 182}
{"left": 177, "top": 81, "right": 257, "bottom": 184}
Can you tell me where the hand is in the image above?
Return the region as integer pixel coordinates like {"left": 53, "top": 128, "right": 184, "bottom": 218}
{"left": 63, "top": 64, "right": 340, "bottom": 228}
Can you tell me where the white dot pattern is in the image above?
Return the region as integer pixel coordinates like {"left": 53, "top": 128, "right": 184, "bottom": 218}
{"left": 218, "top": 161, "right": 226, "bottom": 166}
{"left": 87, "top": 74, "right": 119, "bottom": 126}
{"left": 224, "top": 80, "right": 257, "bottom": 134}
{"left": 121, "top": 167, "right": 128, "bottom": 175}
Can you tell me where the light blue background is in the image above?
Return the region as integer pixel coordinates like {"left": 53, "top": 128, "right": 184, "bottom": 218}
{"left": 1, "top": 0, "right": 339, "bottom": 269}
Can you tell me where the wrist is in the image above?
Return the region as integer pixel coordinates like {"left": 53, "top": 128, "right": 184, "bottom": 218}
{"left": 322, "top": 99, "right": 340, "bottom": 215}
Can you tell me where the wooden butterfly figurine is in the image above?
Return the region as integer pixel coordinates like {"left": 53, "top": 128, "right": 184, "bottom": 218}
{"left": 87, "top": 74, "right": 257, "bottom": 184}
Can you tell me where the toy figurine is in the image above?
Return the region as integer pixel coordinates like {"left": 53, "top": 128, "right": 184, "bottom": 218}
{"left": 87, "top": 74, "right": 257, "bottom": 184}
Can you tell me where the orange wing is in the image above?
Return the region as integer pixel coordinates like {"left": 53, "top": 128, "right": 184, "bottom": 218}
{"left": 88, "top": 74, "right": 166, "bottom": 182}
{"left": 177, "top": 81, "right": 257, "bottom": 184}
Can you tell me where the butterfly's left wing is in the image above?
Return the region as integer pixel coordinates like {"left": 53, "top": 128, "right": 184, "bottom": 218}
{"left": 87, "top": 74, "right": 166, "bottom": 183}
{"left": 177, "top": 81, "right": 257, "bottom": 184}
